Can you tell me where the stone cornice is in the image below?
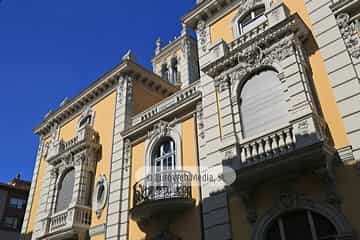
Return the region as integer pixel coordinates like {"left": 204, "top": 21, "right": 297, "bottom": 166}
{"left": 34, "top": 60, "right": 178, "bottom": 136}
{"left": 202, "top": 14, "right": 308, "bottom": 78}
{"left": 182, "top": 0, "right": 239, "bottom": 29}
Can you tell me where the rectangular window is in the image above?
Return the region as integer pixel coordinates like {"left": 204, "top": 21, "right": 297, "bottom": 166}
{"left": 9, "top": 197, "right": 26, "bottom": 209}
{"left": 3, "top": 217, "right": 18, "bottom": 229}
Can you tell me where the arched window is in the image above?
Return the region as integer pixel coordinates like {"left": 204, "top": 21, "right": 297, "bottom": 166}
{"left": 238, "top": 6, "right": 266, "bottom": 35}
{"left": 170, "top": 57, "right": 179, "bottom": 84}
{"left": 161, "top": 64, "right": 170, "bottom": 82}
{"left": 239, "top": 70, "right": 288, "bottom": 138}
{"left": 55, "top": 168, "right": 75, "bottom": 212}
{"left": 151, "top": 137, "right": 176, "bottom": 173}
{"left": 266, "top": 210, "right": 338, "bottom": 240}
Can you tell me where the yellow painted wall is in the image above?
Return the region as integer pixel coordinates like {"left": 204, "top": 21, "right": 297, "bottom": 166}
{"left": 128, "top": 116, "right": 202, "bottom": 240}
{"left": 26, "top": 90, "right": 117, "bottom": 238}
{"left": 90, "top": 234, "right": 105, "bottom": 240}
{"left": 129, "top": 141, "right": 146, "bottom": 240}
{"left": 210, "top": 8, "right": 237, "bottom": 44}
{"left": 90, "top": 91, "right": 117, "bottom": 227}
{"left": 25, "top": 137, "right": 50, "bottom": 236}
{"left": 132, "top": 81, "right": 165, "bottom": 115}
{"left": 170, "top": 117, "right": 202, "bottom": 240}
{"left": 279, "top": 0, "right": 349, "bottom": 149}
{"left": 58, "top": 91, "right": 117, "bottom": 227}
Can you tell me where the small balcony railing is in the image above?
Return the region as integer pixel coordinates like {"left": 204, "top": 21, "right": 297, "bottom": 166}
{"left": 224, "top": 114, "right": 335, "bottom": 189}
{"left": 131, "top": 81, "right": 201, "bottom": 126}
{"left": 47, "top": 125, "right": 99, "bottom": 163}
{"left": 130, "top": 170, "right": 195, "bottom": 222}
{"left": 47, "top": 205, "right": 91, "bottom": 234}
{"left": 133, "top": 170, "right": 192, "bottom": 207}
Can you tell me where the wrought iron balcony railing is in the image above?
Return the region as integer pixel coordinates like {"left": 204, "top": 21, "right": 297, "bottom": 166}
{"left": 130, "top": 170, "right": 195, "bottom": 223}
{"left": 133, "top": 170, "right": 192, "bottom": 207}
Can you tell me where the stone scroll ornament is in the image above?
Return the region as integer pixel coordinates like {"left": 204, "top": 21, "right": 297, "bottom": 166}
{"left": 337, "top": 13, "right": 360, "bottom": 59}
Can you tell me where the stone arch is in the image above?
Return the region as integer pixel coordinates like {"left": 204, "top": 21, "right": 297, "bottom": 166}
{"left": 252, "top": 197, "right": 355, "bottom": 240}
{"left": 144, "top": 121, "right": 182, "bottom": 176}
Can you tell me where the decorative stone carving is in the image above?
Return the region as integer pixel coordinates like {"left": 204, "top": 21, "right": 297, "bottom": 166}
{"left": 196, "top": 103, "right": 205, "bottom": 139}
{"left": 124, "top": 138, "right": 132, "bottom": 172}
{"left": 214, "top": 37, "right": 294, "bottom": 92}
{"left": 197, "top": 20, "right": 208, "bottom": 52}
{"left": 276, "top": 191, "right": 304, "bottom": 209}
{"left": 77, "top": 106, "right": 95, "bottom": 130}
{"left": 93, "top": 175, "right": 108, "bottom": 218}
{"left": 147, "top": 120, "right": 173, "bottom": 139}
{"left": 337, "top": 13, "right": 360, "bottom": 59}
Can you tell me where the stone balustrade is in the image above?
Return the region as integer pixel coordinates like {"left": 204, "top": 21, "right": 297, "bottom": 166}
{"left": 47, "top": 125, "right": 99, "bottom": 162}
{"left": 131, "top": 81, "right": 200, "bottom": 126}
{"left": 239, "top": 114, "right": 331, "bottom": 166}
{"left": 48, "top": 205, "right": 92, "bottom": 234}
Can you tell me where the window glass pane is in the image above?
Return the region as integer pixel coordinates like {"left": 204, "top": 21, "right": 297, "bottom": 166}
{"left": 254, "top": 6, "right": 265, "bottom": 17}
{"left": 240, "top": 13, "right": 253, "bottom": 27}
{"left": 55, "top": 168, "right": 75, "bottom": 212}
{"left": 9, "top": 198, "right": 26, "bottom": 209}
{"left": 282, "top": 211, "right": 313, "bottom": 240}
{"left": 240, "top": 70, "right": 289, "bottom": 138}
{"left": 4, "top": 217, "right": 18, "bottom": 229}
{"left": 312, "top": 212, "right": 337, "bottom": 240}
{"left": 266, "top": 220, "right": 281, "bottom": 240}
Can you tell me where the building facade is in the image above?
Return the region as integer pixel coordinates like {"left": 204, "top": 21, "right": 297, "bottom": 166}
{"left": 0, "top": 175, "right": 30, "bottom": 240}
{"left": 22, "top": 0, "right": 360, "bottom": 239}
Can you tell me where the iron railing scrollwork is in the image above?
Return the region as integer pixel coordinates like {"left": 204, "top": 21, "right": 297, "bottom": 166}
{"left": 133, "top": 170, "right": 192, "bottom": 207}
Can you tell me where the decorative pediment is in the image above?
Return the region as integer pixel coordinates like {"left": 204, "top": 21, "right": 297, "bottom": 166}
{"left": 147, "top": 120, "right": 175, "bottom": 139}
{"left": 214, "top": 35, "right": 294, "bottom": 92}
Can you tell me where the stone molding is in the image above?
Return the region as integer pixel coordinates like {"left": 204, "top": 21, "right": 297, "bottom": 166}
{"left": 34, "top": 61, "right": 177, "bottom": 136}
{"left": 336, "top": 13, "right": 360, "bottom": 59}
{"left": 252, "top": 196, "right": 355, "bottom": 240}
{"left": 93, "top": 175, "right": 109, "bottom": 218}
{"left": 89, "top": 224, "right": 106, "bottom": 237}
{"left": 202, "top": 14, "right": 308, "bottom": 79}
{"left": 144, "top": 120, "right": 182, "bottom": 175}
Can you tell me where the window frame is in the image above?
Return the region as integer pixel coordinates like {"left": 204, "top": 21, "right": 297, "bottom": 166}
{"left": 266, "top": 210, "right": 338, "bottom": 240}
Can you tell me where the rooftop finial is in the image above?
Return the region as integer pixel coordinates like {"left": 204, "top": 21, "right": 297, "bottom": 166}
{"left": 181, "top": 23, "right": 188, "bottom": 36}
{"left": 122, "top": 49, "right": 136, "bottom": 62}
{"left": 155, "top": 37, "right": 162, "bottom": 55}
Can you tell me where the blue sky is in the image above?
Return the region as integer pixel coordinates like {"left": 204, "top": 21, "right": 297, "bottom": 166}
{"left": 0, "top": 0, "right": 195, "bottom": 182}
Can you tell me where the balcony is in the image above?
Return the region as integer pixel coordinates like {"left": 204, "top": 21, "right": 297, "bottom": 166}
{"left": 47, "top": 125, "right": 100, "bottom": 164}
{"left": 224, "top": 114, "right": 337, "bottom": 190}
{"left": 41, "top": 205, "right": 91, "bottom": 240}
{"left": 130, "top": 170, "right": 195, "bottom": 224}
{"left": 131, "top": 81, "right": 201, "bottom": 126}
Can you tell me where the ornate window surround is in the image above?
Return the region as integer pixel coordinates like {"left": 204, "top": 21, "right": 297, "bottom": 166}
{"left": 231, "top": 0, "right": 270, "bottom": 38}
{"left": 77, "top": 106, "right": 95, "bottom": 131}
{"left": 144, "top": 120, "right": 183, "bottom": 176}
{"left": 93, "top": 174, "right": 109, "bottom": 218}
{"left": 252, "top": 195, "right": 355, "bottom": 240}
{"left": 235, "top": 67, "right": 291, "bottom": 140}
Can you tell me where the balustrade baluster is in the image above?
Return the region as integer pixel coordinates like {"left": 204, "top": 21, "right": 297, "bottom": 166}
{"left": 241, "top": 147, "right": 246, "bottom": 163}
{"left": 251, "top": 143, "right": 258, "bottom": 160}
{"left": 278, "top": 132, "right": 286, "bottom": 152}
{"left": 257, "top": 140, "right": 264, "bottom": 159}
{"left": 284, "top": 128, "right": 293, "bottom": 148}
{"left": 271, "top": 135, "right": 278, "bottom": 155}
{"left": 264, "top": 137, "right": 271, "bottom": 157}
